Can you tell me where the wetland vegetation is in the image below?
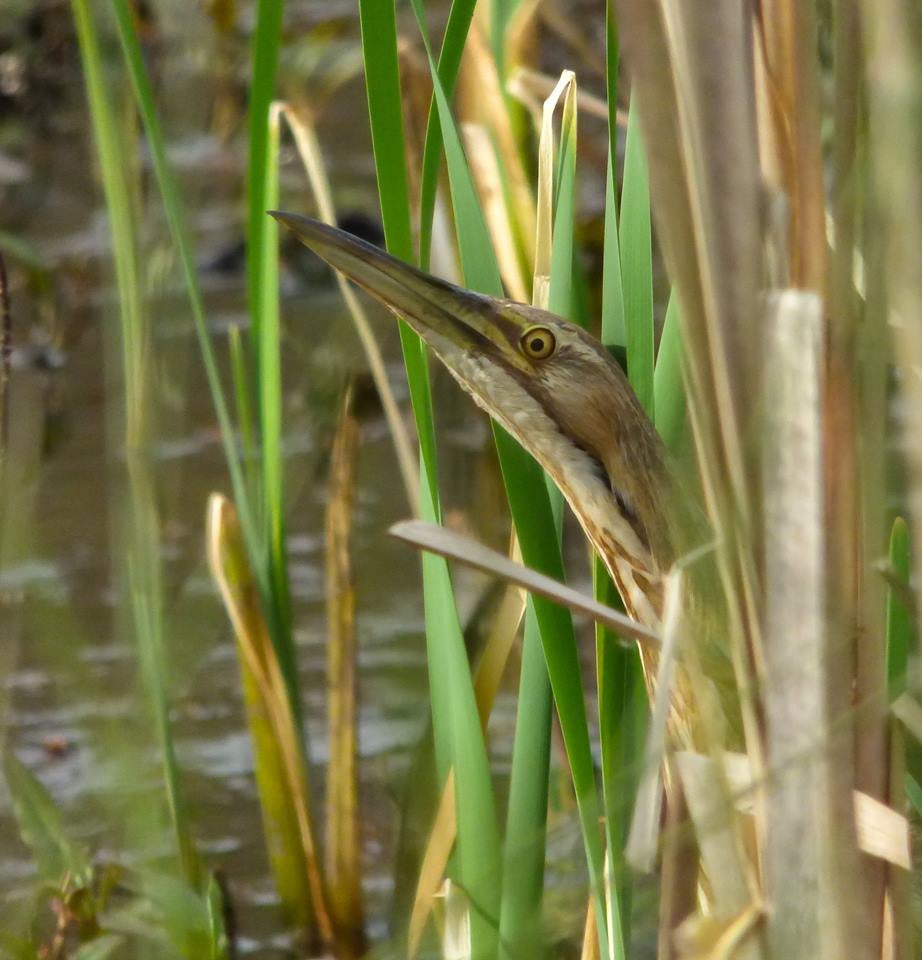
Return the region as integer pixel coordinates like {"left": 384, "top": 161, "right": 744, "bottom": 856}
{"left": 0, "top": 1, "right": 921, "bottom": 959}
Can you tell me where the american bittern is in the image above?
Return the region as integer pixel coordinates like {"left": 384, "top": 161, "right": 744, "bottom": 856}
{"left": 271, "top": 213, "right": 714, "bottom": 744}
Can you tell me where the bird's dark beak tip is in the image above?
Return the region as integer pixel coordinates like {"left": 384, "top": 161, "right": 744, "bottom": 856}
{"left": 268, "top": 210, "right": 327, "bottom": 247}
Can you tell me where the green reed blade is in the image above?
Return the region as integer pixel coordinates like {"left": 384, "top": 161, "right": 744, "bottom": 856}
{"left": 548, "top": 88, "right": 577, "bottom": 323}
{"left": 109, "top": 0, "right": 302, "bottom": 728}
{"left": 228, "top": 324, "right": 259, "bottom": 501}
{"left": 620, "top": 93, "right": 654, "bottom": 419}
{"left": 359, "top": 5, "right": 503, "bottom": 956}
{"left": 410, "top": 9, "right": 610, "bottom": 953}
{"left": 3, "top": 751, "right": 91, "bottom": 885}
{"left": 73, "top": 0, "right": 200, "bottom": 890}
{"left": 501, "top": 74, "right": 582, "bottom": 959}
{"left": 654, "top": 292, "right": 686, "bottom": 453}
{"left": 499, "top": 605, "right": 552, "bottom": 960}
{"left": 602, "top": 149, "right": 626, "bottom": 350}
{"left": 416, "top": 0, "right": 478, "bottom": 270}
{"left": 106, "top": 1, "right": 258, "bottom": 581}
{"left": 257, "top": 105, "right": 294, "bottom": 674}
{"left": 885, "top": 517, "right": 912, "bottom": 702}
{"left": 245, "top": 0, "right": 283, "bottom": 352}
{"left": 358, "top": 0, "right": 438, "bottom": 487}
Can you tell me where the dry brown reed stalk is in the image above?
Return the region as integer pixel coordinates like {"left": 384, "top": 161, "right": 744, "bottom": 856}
{"left": 862, "top": 2, "right": 922, "bottom": 653}
{"left": 0, "top": 252, "right": 10, "bottom": 466}
{"left": 610, "top": 5, "right": 772, "bottom": 954}
{"left": 579, "top": 896, "right": 601, "bottom": 960}
{"left": 206, "top": 494, "right": 334, "bottom": 945}
{"left": 405, "top": 69, "right": 576, "bottom": 953}
{"left": 274, "top": 102, "right": 420, "bottom": 514}
{"left": 323, "top": 386, "right": 365, "bottom": 956}
{"left": 507, "top": 66, "right": 626, "bottom": 125}
{"left": 610, "top": 1, "right": 915, "bottom": 958}
{"left": 613, "top": 0, "right": 766, "bottom": 779}
{"left": 860, "top": 4, "right": 922, "bottom": 953}
{"left": 405, "top": 533, "right": 528, "bottom": 958}
{"left": 761, "top": 291, "right": 842, "bottom": 959}
{"left": 458, "top": 14, "right": 537, "bottom": 273}
{"left": 757, "top": 4, "right": 885, "bottom": 952}
{"left": 461, "top": 122, "right": 530, "bottom": 301}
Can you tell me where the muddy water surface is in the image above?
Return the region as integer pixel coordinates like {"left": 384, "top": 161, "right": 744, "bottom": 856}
{"left": 0, "top": 3, "right": 524, "bottom": 953}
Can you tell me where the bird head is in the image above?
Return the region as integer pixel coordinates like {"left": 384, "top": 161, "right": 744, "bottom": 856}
{"left": 271, "top": 212, "right": 675, "bottom": 577}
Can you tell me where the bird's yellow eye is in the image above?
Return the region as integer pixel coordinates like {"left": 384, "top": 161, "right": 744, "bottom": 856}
{"left": 520, "top": 326, "right": 556, "bottom": 360}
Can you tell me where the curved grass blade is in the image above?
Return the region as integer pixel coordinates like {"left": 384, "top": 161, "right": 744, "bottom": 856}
{"left": 357, "top": 7, "right": 503, "bottom": 956}
{"left": 620, "top": 94, "right": 654, "bottom": 419}
{"left": 258, "top": 102, "right": 294, "bottom": 692}
{"left": 390, "top": 521, "right": 659, "bottom": 647}
{"left": 3, "top": 751, "right": 91, "bottom": 885}
{"left": 654, "top": 292, "right": 685, "bottom": 454}
{"left": 596, "top": 15, "right": 645, "bottom": 955}
{"left": 73, "top": 0, "right": 200, "bottom": 889}
{"left": 406, "top": 21, "right": 610, "bottom": 950}
{"left": 416, "top": 0, "right": 479, "bottom": 269}
{"left": 245, "top": 0, "right": 283, "bottom": 352}
{"left": 206, "top": 494, "right": 333, "bottom": 943}
{"left": 886, "top": 517, "right": 912, "bottom": 702}
{"left": 276, "top": 104, "right": 419, "bottom": 512}
{"left": 324, "top": 389, "right": 366, "bottom": 954}
{"left": 104, "top": 0, "right": 317, "bottom": 747}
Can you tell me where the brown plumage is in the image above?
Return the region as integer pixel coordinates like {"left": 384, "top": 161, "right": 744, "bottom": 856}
{"left": 272, "top": 213, "right": 716, "bottom": 745}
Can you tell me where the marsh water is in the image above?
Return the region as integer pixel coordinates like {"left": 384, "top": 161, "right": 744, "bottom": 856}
{"left": 0, "top": 2, "right": 603, "bottom": 954}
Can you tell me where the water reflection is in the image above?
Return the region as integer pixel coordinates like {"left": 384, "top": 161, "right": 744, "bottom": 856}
{"left": 0, "top": 1, "right": 505, "bottom": 950}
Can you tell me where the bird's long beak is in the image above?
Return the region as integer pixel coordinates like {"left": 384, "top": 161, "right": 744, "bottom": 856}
{"left": 269, "top": 211, "right": 530, "bottom": 369}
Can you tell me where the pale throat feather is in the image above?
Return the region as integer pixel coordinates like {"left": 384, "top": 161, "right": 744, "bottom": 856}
{"left": 449, "top": 347, "right": 665, "bottom": 629}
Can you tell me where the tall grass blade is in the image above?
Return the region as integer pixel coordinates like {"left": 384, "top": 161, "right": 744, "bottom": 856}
{"left": 653, "top": 293, "right": 684, "bottom": 454}
{"left": 885, "top": 517, "right": 912, "bottom": 703}
{"left": 256, "top": 103, "right": 295, "bottom": 693}
{"left": 601, "top": 148, "right": 625, "bottom": 350}
{"left": 408, "top": 565, "right": 526, "bottom": 958}
{"left": 544, "top": 73, "right": 578, "bottom": 322}
{"left": 497, "top": 69, "right": 575, "bottom": 959}
{"left": 390, "top": 521, "right": 658, "bottom": 647}
{"left": 277, "top": 103, "right": 419, "bottom": 511}
{"left": 416, "top": 0, "right": 478, "bottom": 269}
{"left": 73, "top": 0, "right": 200, "bottom": 889}
{"left": 497, "top": 606, "right": 551, "bottom": 960}
{"left": 619, "top": 94, "right": 654, "bottom": 418}
{"left": 105, "top": 0, "right": 291, "bottom": 708}
{"left": 3, "top": 751, "right": 91, "bottom": 885}
{"left": 206, "top": 494, "right": 332, "bottom": 943}
{"left": 358, "top": 6, "right": 503, "bottom": 955}
{"left": 324, "top": 389, "right": 366, "bottom": 955}
{"left": 407, "top": 22, "right": 609, "bottom": 950}
{"left": 245, "top": 0, "right": 284, "bottom": 350}
{"left": 228, "top": 324, "right": 259, "bottom": 500}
